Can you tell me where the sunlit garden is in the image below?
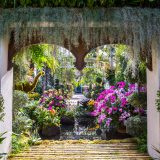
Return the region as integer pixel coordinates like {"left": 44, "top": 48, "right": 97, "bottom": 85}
{"left": 2, "top": 44, "right": 147, "bottom": 156}
{"left": 0, "top": 0, "right": 160, "bottom": 159}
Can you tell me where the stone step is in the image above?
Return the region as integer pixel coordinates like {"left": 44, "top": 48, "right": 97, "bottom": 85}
{"left": 9, "top": 140, "right": 151, "bottom": 160}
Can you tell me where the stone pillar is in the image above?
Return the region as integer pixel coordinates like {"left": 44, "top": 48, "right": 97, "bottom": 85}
{"left": 147, "top": 39, "right": 160, "bottom": 158}
{"left": 0, "top": 36, "right": 9, "bottom": 90}
{"left": 0, "top": 36, "right": 13, "bottom": 154}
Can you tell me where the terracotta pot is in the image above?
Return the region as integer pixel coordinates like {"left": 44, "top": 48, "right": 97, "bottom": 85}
{"left": 38, "top": 125, "right": 60, "bottom": 140}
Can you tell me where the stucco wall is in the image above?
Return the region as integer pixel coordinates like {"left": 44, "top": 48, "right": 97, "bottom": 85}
{"left": 0, "top": 69, "right": 13, "bottom": 154}
{"left": 147, "top": 39, "right": 160, "bottom": 158}
{"left": 0, "top": 37, "right": 9, "bottom": 84}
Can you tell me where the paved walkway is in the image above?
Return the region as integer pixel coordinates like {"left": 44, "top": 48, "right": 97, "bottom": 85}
{"left": 9, "top": 139, "right": 150, "bottom": 160}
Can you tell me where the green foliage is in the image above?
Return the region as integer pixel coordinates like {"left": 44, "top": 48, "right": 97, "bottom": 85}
{"left": 13, "top": 44, "right": 58, "bottom": 74}
{"left": 125, "top": 116, "right": 147, "bottom": 137}
{"left": 13, "top": 90, "right": 29, "bottom": 118}
{"left": 124, "top": 60, "right": 146, "bottom": 84}
{"left": 11, "top": 134, "right": 29, "bottom": 154}
{"left": 136, "top": 132, "right": 147, "bottom": 153}
{"left": 156, "top": 90, "right": 160, "bottom": 112}
{"left": 128, "top": 92, "right": 147, "bottom": 109}
{"left": 0, "top": 95, "right": 5, "bottom": 121}
{"left": 15, "top": 71, "right": 45, "bottom": 93}
{"left": 0, "top": 0, "right": 159, "bottom": 8}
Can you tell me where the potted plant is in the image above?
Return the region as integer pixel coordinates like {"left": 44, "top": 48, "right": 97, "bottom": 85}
{"left": 33, "top": 106, "right": 61, "bottom": 140}
{"left": 37, "top": 89, "right": 68, "bottom": 139}
{"left": 91, "top": 82, "right": 140, "bottom": 138}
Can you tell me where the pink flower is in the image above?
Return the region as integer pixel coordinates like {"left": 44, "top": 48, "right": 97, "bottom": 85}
{"left": 112, "top": 107, "right": 118, "bottom": 111}
{"left": 107, "top": 108, "right": 113, "bottom": 115}
{"left": 110, "top": 95, "right": 116, "bottom": 103}
{"left": 119, "top": 108, "right": 123, "bottom": 112}
{"left": 129, "top": 84, "right": 136, "bottom": 91}
{"left": 48, "top": 106, "right": 52, "bottom": 110}
{"left": 90, "top": 110, "right": 99, "bottom": 116}
{"left": 106, "top": 118, "right": 112, "bottom": 127}
{"left": 117, "top": 81, "right": 126, "bottom": 88}
{"left": 98, "top": 114, "right": 106, "bottom": 124}
{"left": 125, "top": 91, "right": 133, "bottom": 97}
{"left": 121, "top": 98, "right": 127, "bottom": 107}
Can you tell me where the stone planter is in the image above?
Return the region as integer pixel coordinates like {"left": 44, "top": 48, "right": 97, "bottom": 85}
{"left": 38, "top": 126, "right": 60, "bottom": 140}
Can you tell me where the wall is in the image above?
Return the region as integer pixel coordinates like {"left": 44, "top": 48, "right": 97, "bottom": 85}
{"left": 0, "top": 37, "right": 13, "bottom": 155}
{"left": 0, "top": 37, "right": 9, "bottom": 85}
{"left": 0, "top": 69, "right": 13, "bottom": 154}
{"left": 147, "top": 39, "right": 160, "bottom": 158}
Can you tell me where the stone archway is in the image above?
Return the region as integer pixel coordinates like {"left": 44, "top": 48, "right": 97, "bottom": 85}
{"left": 0, "top": 7, "right": 160, "bottom": 158}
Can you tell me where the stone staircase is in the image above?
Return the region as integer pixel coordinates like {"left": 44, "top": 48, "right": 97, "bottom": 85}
{"left": 9, "top": 139, "right": 151, "bottom": 160}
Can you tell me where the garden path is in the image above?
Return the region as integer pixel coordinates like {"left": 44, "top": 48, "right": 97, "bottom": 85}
{"left": 9, "top": 139, "right": 151, "bottom": 160}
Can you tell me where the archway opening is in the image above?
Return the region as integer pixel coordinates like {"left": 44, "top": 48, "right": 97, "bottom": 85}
{"left": 10, "top": 43, "right": 147, "bottom": 154}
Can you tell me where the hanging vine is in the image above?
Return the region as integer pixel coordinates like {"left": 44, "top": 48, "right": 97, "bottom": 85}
{"left": 0, "top": 7, "right": 160, "bottom": 70}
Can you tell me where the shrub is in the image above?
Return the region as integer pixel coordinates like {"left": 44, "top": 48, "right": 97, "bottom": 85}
{"left": 13, "top": 90, "right": 29, "bottom": 117}
{"left": 125, "top": 115, "right": 147, "bottom": 137}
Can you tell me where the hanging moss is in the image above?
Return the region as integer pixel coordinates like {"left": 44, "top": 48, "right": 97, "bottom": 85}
{"left": 0, "top": 7, "right": 160, "bottom": 70}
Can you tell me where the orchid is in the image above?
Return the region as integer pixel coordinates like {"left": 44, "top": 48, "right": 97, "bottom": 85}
{"left": 91, "top": 81, "right": 139, "bottom": 128}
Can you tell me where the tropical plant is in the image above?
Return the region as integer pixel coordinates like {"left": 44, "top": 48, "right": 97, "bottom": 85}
{"left": 32, "top": 106, "right": 60, "bottom": 128}
{"left": 13, "top": 45, "right": 58, "bottom": 73}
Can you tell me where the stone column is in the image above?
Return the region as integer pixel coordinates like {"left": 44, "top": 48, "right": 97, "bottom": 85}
{"left": 147, "top": 39, "right": 160, "bottom": 158}
{"left": 0, "top": 36, "right": 13, "bottom": 155}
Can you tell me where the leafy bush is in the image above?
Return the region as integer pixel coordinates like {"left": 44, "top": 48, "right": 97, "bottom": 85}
{"left": 11, "top": 134, "right": 29, "bottom": 154}
{"left": 13, "top": 90, "right": 29, "bottom": 118}
{"left": 125, "top": 116, "right": 147, "bottom": 137}
{"left": 128, "top": 92, "right": 147, "bottom": 109}
{"left": 136, "top": 133, "right": 147, "bottom": 153}
{"left": 13, "top": 91, "right": 32, "bottom": 134}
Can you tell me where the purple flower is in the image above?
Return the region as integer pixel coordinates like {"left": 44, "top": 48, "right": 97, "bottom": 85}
{"left": 129, "top": 84, "right": 136, "bottom": 91}
{"left": 90, "top": 110, "right": 99, "bottom": 116}
{"left": 98, "top": 114, "right": 106, "bottom": 124}
{"left": 48, "top": 106, "right": 52, "bottom": 110}
{"left": 106, "top": 118, "right": 112, "bottom": 127}
{"left": 117, "top": 81, "right": 126, "bottom": 88}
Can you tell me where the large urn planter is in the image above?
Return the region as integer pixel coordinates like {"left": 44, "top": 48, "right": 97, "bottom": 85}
{"left": 38, "top": 126, "right": 61, "bottom": 140}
